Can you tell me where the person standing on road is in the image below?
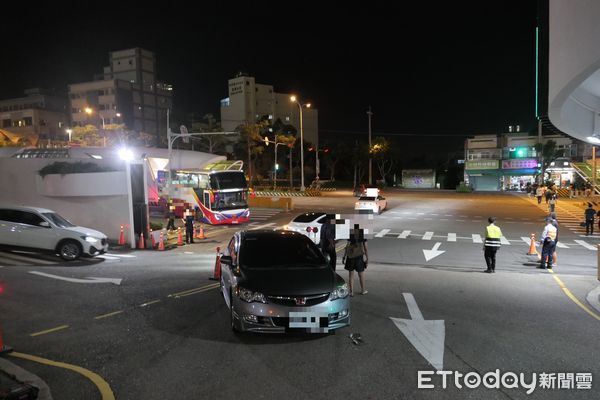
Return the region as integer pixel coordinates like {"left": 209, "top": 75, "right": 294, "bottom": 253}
{"left": 483, "top": 217, "right": 502, "bottom": 273}
{"left": 342, "top": 226, "right": 368, "bottom": 295}
{"left": 535, "top": 185, "right": 544, "bottom": 204}
{"left": 584, "top": 203, "right": 596, "bottom": 236}
{"left": 166, "top": 207, "right": 176, "bottom": 231}
{"left": 539, "top": 217, "right": 558, "bottom": 269}
{"left": 319, "top": 214, "right": 337, "bottom": 270}
{"left": 183, "top": 209, "right": 195, "bottom": 244}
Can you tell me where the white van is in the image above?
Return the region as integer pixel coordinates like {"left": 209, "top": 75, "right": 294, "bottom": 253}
{"left": 0, "top": 205, "right": 108, "bottom": 261}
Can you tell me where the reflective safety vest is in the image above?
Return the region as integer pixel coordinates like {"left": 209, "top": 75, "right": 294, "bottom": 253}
{"left": 485, "top": 224, "right": 502, "bottom": 247}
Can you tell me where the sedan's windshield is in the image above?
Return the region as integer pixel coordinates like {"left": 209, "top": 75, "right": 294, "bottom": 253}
{"left": 358, "top": 196, "right": 375, "bottom": 201}
{"left": 42, "top": 212, "right": 76, "bottom": 228}
{"left": 240, "top": 235, "right": 326, "bottom": 269}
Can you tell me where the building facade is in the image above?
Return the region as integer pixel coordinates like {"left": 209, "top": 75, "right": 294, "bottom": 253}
{"left": 464, "top": 132, "right": 585, "bottom": 191}
{"left": 69, "top": 48, "right": 173, "bottom": 146}
{"left": 220, "top": 74, "right": 319, "bottom": 146}
{"left": 0, "top": 88, "right": 69, "bottom": 144}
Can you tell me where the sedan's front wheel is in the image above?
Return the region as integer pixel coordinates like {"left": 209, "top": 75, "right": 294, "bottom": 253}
{"left": 58, "top": 240, "right": 82, "bottom": 261}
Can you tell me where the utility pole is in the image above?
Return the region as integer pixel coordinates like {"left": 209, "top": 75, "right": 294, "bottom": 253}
{"left": 367, "top": 106, "right": 373, "bottom": 186}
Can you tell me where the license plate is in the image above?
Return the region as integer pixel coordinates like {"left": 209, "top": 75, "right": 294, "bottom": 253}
{"left": 288, "top": 312, "right": 329, "bottom": 333}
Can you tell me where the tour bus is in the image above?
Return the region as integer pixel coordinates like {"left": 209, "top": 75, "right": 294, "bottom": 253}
{"left": 164, "top": 161, "right": 250, "bottom": 225}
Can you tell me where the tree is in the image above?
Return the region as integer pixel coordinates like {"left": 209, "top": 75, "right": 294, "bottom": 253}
{"left": 71, "top": 125, "right": 101, "bottom": 146}
{"left": 535, "top": 140, "right": 559, "bottom": 183}
{"left": 236, "top": 120, "right": 270, "bottom": 184}
{"left": 371, "top": 137, "right": 395, "bottom": 184}
{"left": 190, "top": 114, "right": 229, "bottom": 154}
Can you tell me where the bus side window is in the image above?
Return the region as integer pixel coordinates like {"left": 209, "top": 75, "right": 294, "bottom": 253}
{"left": 203, "top": 192, "right": 211, "bottom": 210}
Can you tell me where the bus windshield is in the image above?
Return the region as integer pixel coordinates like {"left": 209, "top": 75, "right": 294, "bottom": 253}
{"left": 211, "top": 191, "right": 247, "bottom": 211}
{"left": 209, "top": 172, "right": 247, "bottom": 190}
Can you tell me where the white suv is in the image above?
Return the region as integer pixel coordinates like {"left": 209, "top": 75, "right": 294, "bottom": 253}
{"left": 0, "top": 205, "right": 109, "bottom": 261}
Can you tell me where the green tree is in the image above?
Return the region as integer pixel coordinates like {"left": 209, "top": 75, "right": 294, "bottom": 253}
{"left": 236, "top": 120, "right": 270, "bottom": 184}
{"left": 535, "top": 140, "right": 560, "bottom": 183}
{"left": 371, "top": 136, "right": 395, "bottom": 184}
{"left": 71, "top": 125, "right": 101, "bottom": 146}
{"left": 190, "top": 113, "right": 229, "bottom": 154}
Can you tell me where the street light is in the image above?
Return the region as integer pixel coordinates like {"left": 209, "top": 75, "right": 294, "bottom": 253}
{"left": 65, "top": 129, "right": 72, "bottom": 143}
{"left": 290, "top": 96, "right": 311, "bottom": 191}
{"left": 84, "top": 107, "right": 105, "bottom": 128}
{"left": 308, "top": 146, "right": 329, "bottom": 181}
{"left": 264, "top": 136, "right": 286, "bottom": 189}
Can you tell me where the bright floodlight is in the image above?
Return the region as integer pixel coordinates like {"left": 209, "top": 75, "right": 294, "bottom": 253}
{"left": 306, "top": 103, "right": 311, "bottom": 108}
{"left": 118, "top": 147, "right": 134, "bottom": 161}
{"left": 290, "top": 95, "right": 297, "bottom": 102}
{"left": 84, "top": 107, "right": 93, "bottom": 115}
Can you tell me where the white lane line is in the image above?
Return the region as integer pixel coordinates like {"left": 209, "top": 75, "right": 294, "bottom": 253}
{"left": 456, "top": 220, "right": 465, "bottom": 222}
{"left": 398, "top": 230, "right": 411, "bottom": 239}
{"left": 104, "top": 253, "right": 136, "bottom": 258}
{"left": 424, "top": 218, "right": 433, "bottom": 221}
{"left": 555, "top": 242, "right": 569, "bottom": 248}
{"left": 500, "top": 236, "right": 510, "bottom": 245}
{"left": 96, "top": 255, "right": 120, "bottom": 260}
{"left": 0, "top": 252, "right": 56, "bottom": 265}
{"left": 574, "top": 240, "right": 598, "bottom": 251}
{"left": 445, "top": 214, "right": 453, "bottom": 217}
{"left": 249, "top": 222, "right": 276, "bottom": 230}
{"left": 447, "top": 233, "right": 456, "bottom": 242}
{"left": 472, "top": 234, "right": 483, "bottom": 244}
{"left": 431, "top": 213, "right": 439, "bottom": 216}
{"left": 376, "top": 229, "right": 390, "bottom": 238}
{"left": 423, "top": 232, "right": 434, "bottom": 240}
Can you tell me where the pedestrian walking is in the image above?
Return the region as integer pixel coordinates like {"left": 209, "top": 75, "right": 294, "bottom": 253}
{"left": 183, "top": 209, "right": 195, "bottom": 244}
{"left": 539, "top": 217, "right": 557, "bottom": 269}
{"left": 166, "top": 207, "right": 176, "bottom": 231}
{"left": 548, "top": 212, "right": 559, "bottom": 267}
{"left": 548, "top": 194, "right": 556, "bottom": 213}
{"left": 319, "top": 214, "right": 337, "bottom": 271}
{"left": 483, "top": 217, "right": 502, "bottom": 273}
{"left": 544, "top": 187, "right": 553, "bottom": 204}
{"left": 342, "top": 227, "right": 368, "bottom": 295}
{"left": 584, "top": 203, "right": 596, "bottom": 236}
{"left": 535, "top": 185, "right": 544, "bottom": 204}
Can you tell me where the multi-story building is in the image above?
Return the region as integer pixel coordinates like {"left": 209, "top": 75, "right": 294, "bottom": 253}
{"left": 464, "top": 131, "right": 587, "bottom": 191}
{"left": 0, "top": 88, "right": 69, "bottom": 144}
{"left": 69, "top": 48, "right": 173, "bottom": 146}
{"left": 220, "top": 73, "right": 319, "bottom": 146}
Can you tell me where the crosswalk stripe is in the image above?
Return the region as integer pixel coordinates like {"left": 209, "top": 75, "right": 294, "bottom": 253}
{"left": 472, "top": 234, "right": 482, "bottom": 244}
{"left": 500, "top": 236, "right": 510, "bottom": 245}
{"left": 556, "top": 242, "right": 569, "bottom": 248}
{"left": 249, "top": 222, "right": 276, "bottom": 230}
{"left": 375, "top": 229, "right": 390, "bottom": 238}
{"left": 447, "top": 233, "right": 456, "bottom": 242}
{"left": 398, "top": 230, "right": 411, "bottom": 239}
{"left": 521, "top": 237, "right": 534, "bottom": 245}
{"left": 104, "top": 253, "right": 136, "bottom": 258}
{"left": 423, "top": 231, "right": 433, "bottom": 240}
{"left": 0, "top": 252, "right": 56, "bottom": 265}
{"left": 574, "top": 240, "right": 598, "bottom": 251}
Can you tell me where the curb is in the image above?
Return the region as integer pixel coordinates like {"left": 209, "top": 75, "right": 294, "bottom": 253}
{"left": 0, "top": 357, "right": 52, "bottom": 400}
{"left": 586, "top": 285, "right": 600, "bottom": 314}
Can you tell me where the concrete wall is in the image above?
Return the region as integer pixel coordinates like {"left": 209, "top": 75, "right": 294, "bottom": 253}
{"left": 0, "top": 158, "right": 131, "bottom": 242}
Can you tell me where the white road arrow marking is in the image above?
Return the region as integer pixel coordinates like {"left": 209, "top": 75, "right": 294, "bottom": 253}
{"left": 422, "top": 242, "right": 445, "bottom": 262}
{"left": 390, "top": 293, "right": 445, "bottom": 371}
{"left": 28, "top": 271, "right": 122, "bottom": 285}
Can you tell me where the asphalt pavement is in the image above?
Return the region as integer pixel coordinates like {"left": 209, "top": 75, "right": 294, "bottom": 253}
{"left": 1, "top": 190, "right": 599, "bottom": 399}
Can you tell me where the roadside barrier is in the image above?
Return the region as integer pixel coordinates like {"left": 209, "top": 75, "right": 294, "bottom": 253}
{"left": 118, "top": 225, "right": 125, "bottom": 245}
{"left": 177, "top": 227, "right": 184, "bottom": 246}
{"left": 137, "top": 233, "right": 146, "bottom": 250}
{"left": 527, "top": 233, "right": 537, "bottom": 255}
{"left": 158, "top": 231, "right": 165, "bottom": 251}
{"left": 210, "top": 247, "right": 221, "bottom": 281}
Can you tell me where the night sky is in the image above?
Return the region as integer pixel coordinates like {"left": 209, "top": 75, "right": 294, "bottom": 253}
{"left": 1, "top": 1, "right": 537, "bottom": 158}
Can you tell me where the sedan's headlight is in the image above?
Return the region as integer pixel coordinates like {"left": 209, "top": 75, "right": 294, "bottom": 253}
{"left": 83, "top": 236, "right": 99, "bottom": 243}
{"left": 329, "top": 283, "right": 350, "bottom": 300}
{"left": 236, "top": 287, "right": 267, "bottom": 303}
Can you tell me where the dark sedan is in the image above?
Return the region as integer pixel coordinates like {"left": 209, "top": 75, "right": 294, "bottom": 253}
{"left": 219, "top": 230, "right": 351, "bottom": 333}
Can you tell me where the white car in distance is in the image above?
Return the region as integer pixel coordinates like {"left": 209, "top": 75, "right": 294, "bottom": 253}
{"left": 284, "top": 212, "right": 329, "bottom": 245}
{"left": 354, "top": 188, "right": 387, "bottom": 214}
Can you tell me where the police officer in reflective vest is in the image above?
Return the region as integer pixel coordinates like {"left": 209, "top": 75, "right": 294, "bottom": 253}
{"left": 539, "top": 217, "right": 558, "bottom": 269}
{"left": 484, "top": 217, "right": 503, "bottom": 273}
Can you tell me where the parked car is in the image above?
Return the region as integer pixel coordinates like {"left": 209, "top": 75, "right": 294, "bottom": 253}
{"left": 219, "top": 230, "right": 351, "bottom": 333}
{"left": 0, "top": 205, "right": 109, "bottom": 261}
{"left": 284, "top": 212, "right": 329, "bottom": 244}
{"left": 354, "top": 194, "right": 387, "bottom": 214}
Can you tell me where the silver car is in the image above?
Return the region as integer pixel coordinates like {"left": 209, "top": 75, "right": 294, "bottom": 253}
{"left": 220, "top": 230, "right": 351, "bottom": 333}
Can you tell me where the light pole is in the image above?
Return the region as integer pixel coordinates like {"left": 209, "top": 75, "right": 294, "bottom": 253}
{"left": 291, "top": 96, "right": 311, "bottom": 191}
{"left": 264, "top": 136, "right": 285, "bottom": 189}
{"left": 65, "top": 129, "right": 72, "bottom": 143}
{"left": 367, "top": 106, "right": 373, "bottom": 185}
{"left": 309, "top": 146, "right": 329, "bottom": 181}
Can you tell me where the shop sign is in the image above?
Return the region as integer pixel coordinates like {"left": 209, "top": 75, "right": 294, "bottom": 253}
{"left": 502, "top": 159, "right": 537, "bottom": 169}
{"left": 465, "top": 160, "right": 498, "bottom": 170}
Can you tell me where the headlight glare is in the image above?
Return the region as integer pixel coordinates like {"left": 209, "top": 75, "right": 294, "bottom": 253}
{"left": 237, "top": 287, "right": 267, "bottom": 303}
{"left": 329, "top": 283, "right": 349, "bottom": 300}
{"left": 83, "top": 236, "right": 99, "bottom": 243}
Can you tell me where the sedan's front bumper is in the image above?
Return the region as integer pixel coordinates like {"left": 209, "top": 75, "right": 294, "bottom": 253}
{"left": 232, "top": 295, "right": 350, "bottom": 333}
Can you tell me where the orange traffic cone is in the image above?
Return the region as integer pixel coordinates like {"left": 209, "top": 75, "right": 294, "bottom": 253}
{"left": 0, "top": 326, "right": 13, "bottom": 355}
{"left": 527, "top": 233, "right": 537, "bottom": 255}
{"left": 138, "top": 232, "right": 146, "bottom": 249}
{"left": 177, "top": 227, "right": 184, "bottom": 246}
{"left": 197, "top": 223, "right": 206, "bottom": 240}
{"left": 150, "top": 229, "right": 156, "bottom": 249}
{"left": 158, "top": 231, "right": 165, "bottom": 251}
{"left": 210, "top": 247, "right": 221, "bottom": 281}
{"left": 118, "top": 225, "right": 125, "bottom": 245}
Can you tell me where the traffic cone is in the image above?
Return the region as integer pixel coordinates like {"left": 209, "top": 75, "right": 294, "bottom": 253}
{"left": 198, "top": 223, "right": 206, "bottom": 240}
{"left": 527, "top": 233, "right": 537, "bottom": 255}
{"left": 118, "top": 225, "right": 125, "bottom": 245}
{"left": 158, "top": 231, "right": 165, "bottom": 251}
{"left": 210, "top": 247, "right": 221, "bottom": 281}
{"left": 138, "top": 232, "right": 146, "bottom": 250}
{"left": 0, "top": 327, "right": 13, "bottom": 355}
{"left": 177, "top": 227, "right": 184, "bottom": 246}
{"left": 150, "top": 229, "right": 156, "bottom": 249}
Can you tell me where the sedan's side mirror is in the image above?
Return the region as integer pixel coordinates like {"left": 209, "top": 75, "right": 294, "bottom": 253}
{"left": 220, "top": 255, "right": 233, "bottom": 265}
{"left": 39, "top": 221, "right": 51, "bottom": 228}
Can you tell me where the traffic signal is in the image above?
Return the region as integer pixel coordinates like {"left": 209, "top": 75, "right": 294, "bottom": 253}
{"left": 516, "top": 148, "right": 525, "bottom": 157}
{"left": 323, "top": 147, "right": 329, "bottom": 153}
